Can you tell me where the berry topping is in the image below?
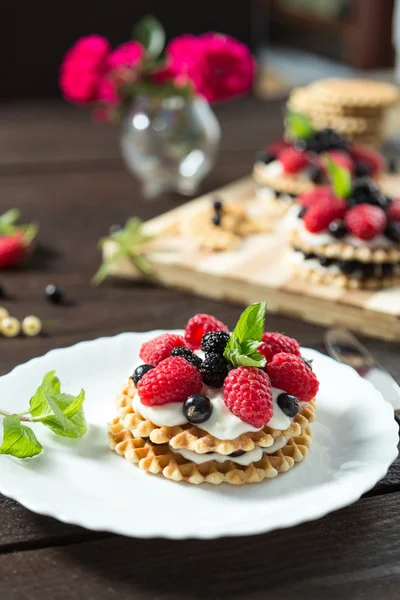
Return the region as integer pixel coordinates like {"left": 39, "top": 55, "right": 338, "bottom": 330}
{"left": 171, "top": 346, "right": 202, "bottom": 369}
{"left": 303, "top": 196, "right": 346, "bottom": 233}
{"left": 200, "top": 353, "right": 229, "bottom": 388}
{"left": 350, "top": 144, "right": 386, "bottom": 175}
{"left": 139, "top": 333, "right": 186, "bottom": 366}
{"left": 328, "top": 220, "right": 347, "bottom": 239}
{"left": 354, "top": 161, "right": 371, "bottom": 178}
{"left": 345, "top": 203, "right": 387, "bottom": 240}
{"left": 184, "top": 314, "right": 229, "bottom": 350}
{"left": 324, "top": 150, "right": 354, "bottom": 174}
{"left": 299, "top": 186, "right": 334, "bottom": 208}
{"left": 131, "top": 364, "right": 154, "bottom": 385}
{"left": 201, "top": 331, "right": 230, "bottom": 355}
{"left": 279, "top": 147, "right": 310, "bottom": 174}
{"left": 137, "top": 356, "right": 203, "bottom": 406}
{"left": 183, "top": 394, "right": 213, "bottom": 424}
{"left": 45, "top": 284, "right": 64, "bottom": 304}
{"left": 223, "top": 366, "right": 273, "bottom": 428}
{"left": 277, "top": 393, "right": 300, "bottom": 417}
{"left": 267, "top": 352, "right": 319, "bottom": 402}
{"left": 213, "top": 198, "right": 223, "bottom": 212}
{"left": 308, "top": 165, "right": 323, "bottom": 183}
{"left": 388, "top": 198, "right": 400, "bottom": 222}
{"left": 258, "top": 332, "right": 300, "bottom": 363}
{"left": 385, "top": 223, "right": 400, "bottom": 243}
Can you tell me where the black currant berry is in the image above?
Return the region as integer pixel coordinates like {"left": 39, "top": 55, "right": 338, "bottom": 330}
{"left": 277, "top": 393, "right": 300, "bottom": 417}
{"left": 45, "top": 284, "right": 63, "bottom": 304}
{"left": 131, "top": 364, "right": 154, "bottom": 385}
{"left": 183, "top": 394, "right": 213, "bottom": 424}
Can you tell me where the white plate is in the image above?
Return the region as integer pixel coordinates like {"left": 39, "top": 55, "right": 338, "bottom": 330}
{"left": 0, "top": 331, "right": 397, "bottom": 539}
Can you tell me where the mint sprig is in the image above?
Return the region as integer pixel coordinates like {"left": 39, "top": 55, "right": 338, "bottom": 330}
{"left": 224, "top": 302, "right": 267, "bottom": 368}
{"left": 286, "top": 110, "right": 315, "bottom": 140}
{"left": 0, "top": 371, "right": 87, "bottom": 459}
{"left": 133, "top": 15, "right": 166, "bottom": 59}
{"left": 324, "top": 155, "right": 351, "bottom": 199}
{"left": 0, "top": 209, "right": 38, "bottom": 243}
{"left": 93, "top": 217, "right": 153, "bottom": 285}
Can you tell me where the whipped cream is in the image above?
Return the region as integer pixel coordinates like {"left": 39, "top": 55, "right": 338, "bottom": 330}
{"left": 172, "top": 435, "right": 289, "bottom": 465}
{"left": 132, "top": 386, "right": 292, "bottom": 439}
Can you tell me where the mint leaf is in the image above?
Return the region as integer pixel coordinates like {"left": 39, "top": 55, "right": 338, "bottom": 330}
{"left": 325, "top": 155, "right": 351, "bottom": 198}
{"left": 224, "top": 302, "right": 267, "bottom": 368}
{"left": 133, "top": 15, "right": 165, "bottom": 58}
{"left": 29, "top": 371, "right": 87, "bottom": 438}
{"left": 286, "top": 110, "right": 315, "bottom": 140}
{"left": 0, "top": 415, "right": 42, "bottom": 458}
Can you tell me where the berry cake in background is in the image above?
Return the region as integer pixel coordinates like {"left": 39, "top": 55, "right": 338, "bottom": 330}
{"left": 109, "top": 303, "right": 318, "bottom": 485}
{"left": 289, "top": 158, "right": 400, "bottom": 289}
{"left": 252, "top": 111, "right": 386, "bottom": 218}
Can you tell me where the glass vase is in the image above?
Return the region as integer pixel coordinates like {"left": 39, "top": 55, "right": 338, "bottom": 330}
{"left": 120, "top": 94, "right": 221, "bottom": 198}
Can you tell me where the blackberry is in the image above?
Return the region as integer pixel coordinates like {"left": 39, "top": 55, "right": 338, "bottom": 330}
{"left": 308, "top": 165, "right": 323, "bottom": 183}
{"left": 277, "top": 393, "right": 300, "bottom": 417}
{"left": 200, "top": 352, "right": 229, "bottom": 388}
{"left": 201, "top": 331, "right": 230, "bottom": 355}
{"left": 361, "top": 263, "right": 375, "bottom": 278}
{"left": 171, "top": 347, "right": 202, "bottom": 369}
{"left": 385, "top": 223, "right": 400, "bottom": 243}
{"left": 382, "top": 263, "right": 394, "bottom": 277}
{"left": 183, "top": 394, "right": 213, "bottom": 424}
{"left": 131, "top": 364, "right": 153, "bottom": 385}
{"left": 354, "top": 162, "right": 370, "bottom": 178}
{"left": 350, "top": 178, "right": 379, "bottom": 206}
{"left": 329, "top": 220, "right": 347, "bottom": 239}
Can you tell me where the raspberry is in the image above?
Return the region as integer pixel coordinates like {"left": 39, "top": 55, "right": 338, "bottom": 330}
{"left": 258, "top": 332, "right": 301, "bottom": 363}
{"left": 388, "top": 198, "right": 400, "bottom": 222}
{"left": 299, "top": 186, "right": 333, "bottom": 208}
{"left": 350, "top": 144, "right": 386, "bottom": 176}
{"left": 324, "top": 150, "right": 354, "bottom": 174}
{"left": 303, "top": 196, "right": 346, "bottom": 233}
{"left": 184, "top": 314, "right": 229, "bottom": 350}
{"left": 267, "top": 139, "right": 290, "bottom": 157}
{"left": 345, "top": 203, "right": 387, "bottom": 240}
{"left": 137, "top": 356, "right": 203, "bottom": 406}
{"left": 279, "top": 147, "right": 310, "bottom": 174}
{"left": 201, "top": 331, "right": 230, "bottom": 355}
{"left": 139, "top": 333, "right": 186, "bottom": 366}
{"left": 267, "top": 353, "right": 319, "bottom": 402}
{"left": 200, "top": 353, "right": 229, "bottom": 388}
{"left": 223, "top": 367, "right": 273, "bottom": 428}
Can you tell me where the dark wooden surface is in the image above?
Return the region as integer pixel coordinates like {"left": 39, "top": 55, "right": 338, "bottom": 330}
{"left": 0, "top": 98, "right": 399, "bottom": 600}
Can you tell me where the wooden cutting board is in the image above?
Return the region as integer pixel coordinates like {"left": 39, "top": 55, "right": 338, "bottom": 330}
{"left": 103, "top": 176, "right": 400, "bottom": 342}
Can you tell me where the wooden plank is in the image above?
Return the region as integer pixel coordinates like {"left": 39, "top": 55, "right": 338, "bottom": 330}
{"left": 1, "top": 493, "right": 400, "bottom": 599}
{"left": 103, "top": 177, "right": 400, "bottom": 342}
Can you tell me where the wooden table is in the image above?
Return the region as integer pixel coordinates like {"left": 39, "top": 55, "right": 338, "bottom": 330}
{"left": 0, "top": 98, "right": 399, "bottom": 600}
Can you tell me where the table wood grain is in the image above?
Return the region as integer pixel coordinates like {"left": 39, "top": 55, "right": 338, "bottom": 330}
{"left": 0, "top": 98, "right": 399, "bottom": 600}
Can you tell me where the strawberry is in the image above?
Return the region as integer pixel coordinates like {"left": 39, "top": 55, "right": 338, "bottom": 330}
{"left": 279, "top": 147, "right": 310, "bottom": 174}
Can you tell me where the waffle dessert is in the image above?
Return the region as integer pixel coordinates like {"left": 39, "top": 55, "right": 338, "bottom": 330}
{"left": 253, "top": 112, "right": 386, "bottom": 218}
{"left": 108, "top": 303, "right": 319, "bottom": 485}
{"left": 289, "top": 167, "right": 400, "bottom": 289}
{"left": 179, "top": 197, "right": 272, "bottom": 251}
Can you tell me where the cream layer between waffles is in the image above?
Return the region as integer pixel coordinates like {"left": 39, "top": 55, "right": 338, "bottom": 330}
{"left": 108, "top": 304, "right": 319, "bottom": 485}
{"left": 288, "top": 176, "right": 400, "bottom": 290}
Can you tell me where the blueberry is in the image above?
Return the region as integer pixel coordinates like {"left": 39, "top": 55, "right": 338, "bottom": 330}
{"left": 277, "top": 393, "right": 300, "bottom": 417}
{"left": 45, "top": 284, "right": 63, "bottom": 304}
{"left": 298, "top": 207, "right": 307, "bottom": 219}
{"left": 304, "top": 252, "right": 314, "bottom": 260}
{"left": 385, "top": 223, "right": 400, "bottom": 243}
{"left": 131, "top": 364, "right": 153, "bottom": 385}
{"left": 329, "top": 220, "right": 347, "bottom": 239}
{"left": 308, "top": 165, "right": 323, "bottom": 184}
{"left": 212, "top": 214, "right": 221, "bottom": 227}
{"left": 201, "top": 331, "right": 230, "bottom": 355}
{"left": 338, "top": 260, "right": 359, "bottom": 275}
{"left": 200, "top": 353, "right": 229, "bottom": 388}
{"left": 274, "top": 189, "right": 281, "bottom": 199}
{"left": 229, "top": 450, "right": 245, "bottom": 457}
{"left": 354, "top": 162, "right": 370, "bottom": 178}
{"left": 213, "top": 199, "right": 223, "bottom": 212}
{"left": 171, "top": 347, "right": 202, "bottom": 369}
{"left": 183, "top": 394, "right": 213, "bottom": 424}
{"left": 382, "top": 263, "right": 394, "bottom": 277}
{"left": 319, "top": 257, "right": 334, "bottom": 268}
{"left": 361, "top": 263, "right": 375, "bottom": 278}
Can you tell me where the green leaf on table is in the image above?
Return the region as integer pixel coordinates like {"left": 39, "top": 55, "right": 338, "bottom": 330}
{"left": 29, "top": 371, "right": 87, "bottom": 438}
{"left": 224, "top": 302, "right": 267, "bottom": 368}
{"left": 286, "top": 110, "right": 315, "bottom": 140}
{"left": 325, "top": 154, "right": 352, "bottom": 199}
{"left": 133, "top": 15, "right": 166, "bottom": 58}
{"left": 0, "top": 415, "right": 42, "bottom": 458}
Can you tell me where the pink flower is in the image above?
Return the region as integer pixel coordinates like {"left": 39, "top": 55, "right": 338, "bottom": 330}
{"left": 194, "top": 33, "right": 256, "bottom": 103}
{"left": 60, "top": 35, "right": 110, "bottom": 104}
{"left": 106, "top": 41, "right": 144, "bottom": 70}
{"left": 152, "top": 35, "right": 202, "bottom": 88}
